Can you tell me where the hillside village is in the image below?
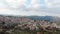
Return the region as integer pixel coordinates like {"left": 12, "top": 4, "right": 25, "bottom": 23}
{"left": 0, "top": 15, "right": 60, "bottom": 34}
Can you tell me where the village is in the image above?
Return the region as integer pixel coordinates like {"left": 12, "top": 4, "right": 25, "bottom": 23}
{"left": 0, "top": 16, "right": 60, "bottom": 34}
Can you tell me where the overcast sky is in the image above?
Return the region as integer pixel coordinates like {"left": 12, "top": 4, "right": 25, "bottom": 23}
{"left": 0, "top": 0, "right": 60, "bottom": 17}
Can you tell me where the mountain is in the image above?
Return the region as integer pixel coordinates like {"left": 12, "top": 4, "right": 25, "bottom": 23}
{"left": 0, "top": 15, "right": 60, "bottom": 21}
{"left": 22, "top": 16, "right": 60, "bottom": 22}
{"left": 23, "top": 16, "right": 52, "bottom": 20}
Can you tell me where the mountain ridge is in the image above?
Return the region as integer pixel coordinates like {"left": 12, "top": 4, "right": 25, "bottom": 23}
{"left": 0, "top": 15, "right": 60, "bottom": 21}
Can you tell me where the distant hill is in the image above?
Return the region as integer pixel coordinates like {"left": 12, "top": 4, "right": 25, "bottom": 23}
{"left": 23, "top": 16, "right": 60, "bottom": 25}
{"left": 23, "top": 16, "right": 52, "bottom": 20}
{"left": 0, "top": 15, "right": 60, "bottom": 21}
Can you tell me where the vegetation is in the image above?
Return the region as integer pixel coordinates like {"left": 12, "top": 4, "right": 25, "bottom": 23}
{"left": 0, "top": 16, "right": 60, "bottom": 34}
{"left": 0, "top": 22, "right": 60, "bottom": 34}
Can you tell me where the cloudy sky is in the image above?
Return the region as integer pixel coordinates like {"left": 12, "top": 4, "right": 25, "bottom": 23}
{"left": 0, "top": 0, "right": 60, "bottom": 17}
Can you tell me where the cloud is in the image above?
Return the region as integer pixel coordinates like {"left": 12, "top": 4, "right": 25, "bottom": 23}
{"left": 45, "top": 0, "right": 60, "bottom": 8}
{"left": 0, "top": 9, "right": 48, "bottom": 16}
{"left": 0, "top": 9, "right": 59, "bottom": 17}
{"left": 5, "top": 0, "right": 27, "bottom": 8}
{"left": 0, "top": 0, "right": 60, "bottom": 17}
{"left": 0, "top": 2, "right": 7, "bottom": 9}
